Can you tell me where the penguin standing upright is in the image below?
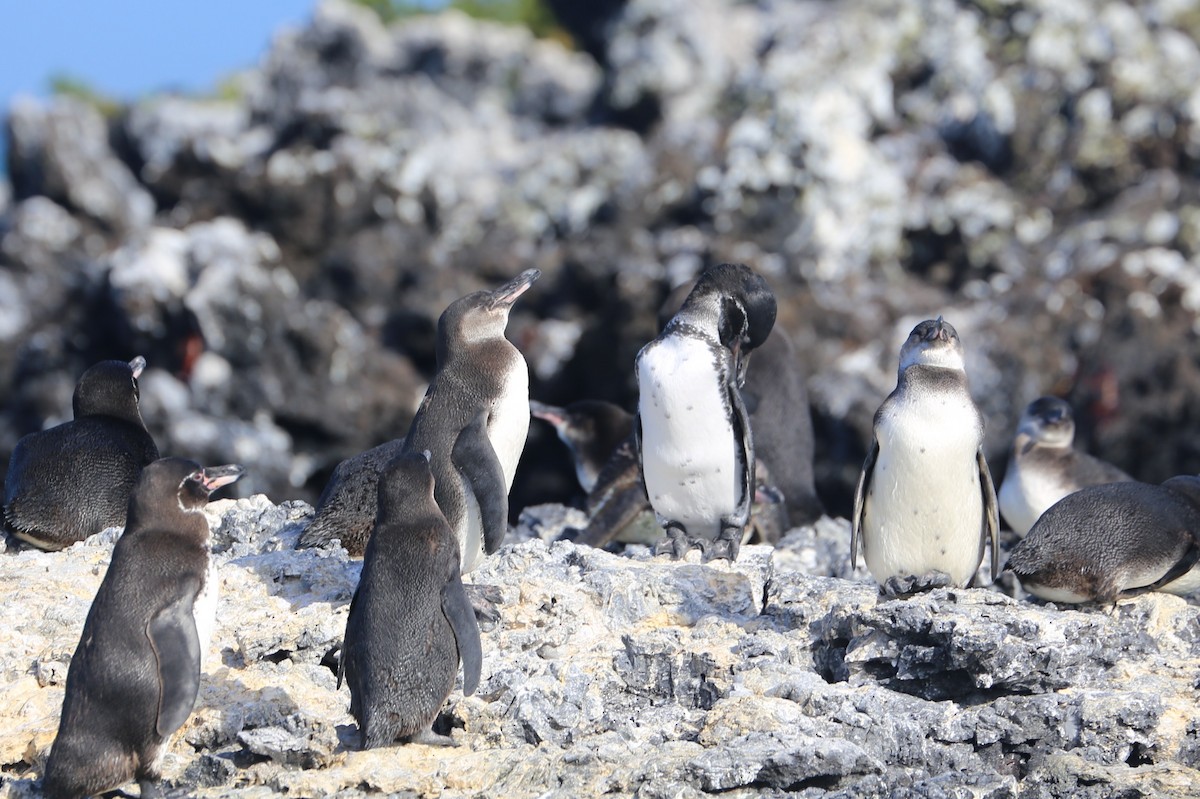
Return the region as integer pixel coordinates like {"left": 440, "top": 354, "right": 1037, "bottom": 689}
{"left": 5, "top": 357, "right": 159, "bottom": 550}
{"left": 852, "top": 317, "right": 999, "bottom": 595}
{"left": 998, "top": 396, "right": 1134, "bottom": 536}
{"left": 43, "top": 458, "right": 244, "bottom": 799}
{"left": 339, "top": 450, "right": 481, "bottom": 748}
{"left": 636, "top": 263, "right": 776, "bottom": 561}
{"left": 300, "top": 269, "right": 539, "bottom": 569}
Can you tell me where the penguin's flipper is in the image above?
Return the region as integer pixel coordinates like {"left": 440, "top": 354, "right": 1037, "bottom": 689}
{"left": 441, "top": 563, "right": 482, "bottom": 696}
{"left": 851, "top": 439, "right": 879, "bottom": 570}
{"left": 337, "top": 586, "right": 361, "bottom": 690}
{"left": 728, "top": 377, "right": 755, "bottom": 529}
{"left": 452, "top": 411, "right": 508, "bottom": 555}
{"left": 977, "top": 448, "right": 1001, "bottom": 576}
{"left": 146, "top": 584, "right": 202, "bottom": 738}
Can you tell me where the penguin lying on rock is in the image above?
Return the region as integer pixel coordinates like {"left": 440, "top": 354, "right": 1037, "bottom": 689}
{"left": 1005, "top": 476, "right": 1200, "bottom": 603}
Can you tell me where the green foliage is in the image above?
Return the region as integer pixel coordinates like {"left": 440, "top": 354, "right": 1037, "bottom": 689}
{"left": 351, "top": 0, "right": 565, "bottom": 40}
{"left": 48, "top": 74, "right": 122, "bottom": 117}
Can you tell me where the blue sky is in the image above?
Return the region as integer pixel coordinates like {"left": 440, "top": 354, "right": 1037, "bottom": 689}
{"left": 0, "top": 0, "right": 359, "bottom": 172}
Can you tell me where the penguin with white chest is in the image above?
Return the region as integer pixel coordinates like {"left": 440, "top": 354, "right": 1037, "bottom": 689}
{"left": 300, "top": 269, "right": 539, "bottom": 569}
{"left": 998, "top": 396, "right": 1134, "bottom": 537}
{"left": 43, "top": 458, "right": 244, "bottom": 799}
{"left": 402, "top": 268, "right": 540, "bottom": 573}
{"left": 852, "top": 317, "right": 999, "bottom": 596}
{"left": 636, "top": 263, "right": 776, "bottom": 561}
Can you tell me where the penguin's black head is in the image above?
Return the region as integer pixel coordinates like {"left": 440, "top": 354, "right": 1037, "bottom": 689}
{"left": 1163, "top": 475, "right": 1200, "bottom": 509}
{"left": 128, "top": 458, "right": 245, "bottom": 526}
{"left": 898, "top": 316, "right": 965, "bottom": 372}
{"left": 73, "top": 356, "right": 146, "bottom": 424}
{"left": 436, "top": 269, "right": 541, "bottom": 366}
{"left": 691, "top": 264, "right": 777, "bottom": 353}
{"left": 1018, "top": 396, "right": 1075, "bottom": 452}
{"left": 377, "top": 450, "right": 436, "bottom": 521}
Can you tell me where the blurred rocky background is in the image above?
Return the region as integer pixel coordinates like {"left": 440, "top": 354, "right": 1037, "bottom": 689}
{"left": 3, "top": 0, "right": 1200, "bottom": 520}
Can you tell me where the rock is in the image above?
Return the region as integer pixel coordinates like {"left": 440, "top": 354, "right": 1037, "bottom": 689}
{"left": 2, "top": 496, "right": 1200, "bottom": 797}
{"left": 6, "top": 96, "right": 154, "bottom": 238}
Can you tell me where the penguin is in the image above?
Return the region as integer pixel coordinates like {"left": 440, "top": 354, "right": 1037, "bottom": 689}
{"left": 740, "top": 328, "right": 825, "bottom": 527}
{"left": 852, "top": 317, "right": 999, "bottom": 596}
{"left": 998, "top": 396, "right": 1134, "bottom": 537}
{"left": 300, "top": 269, "right": 539, "bottom": 569}
{"left": 43, "top": 458, "right": 244, "bottom": 799}
{"left": 1004, "top": 476, "right": 1200, "bottom": 603}
{"left": 529, "top": 399, "right": 633, "bottom": 494}
{"left": 297, "top": 439, "right": 405, "bottom": 556}
{"left": 636, "top": 263, "right": 776, "bottom": 561}
{"left": 339, "top": 449, "right": 481, "bottom": 749}
{"left": 655, "top": 281, "right": 823, "bottom": 530}
{"left": 5, "top": 356, "right": 159, "bottom": 551}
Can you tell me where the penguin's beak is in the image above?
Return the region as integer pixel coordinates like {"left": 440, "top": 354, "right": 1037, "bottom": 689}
{"left": 734, "top": 342, "right": 751, "bottom": 389}
{"left": 925, "top": 316, "right": 949, "bottom": 343}
{"left": 530, "top": 400, "right": 566, "bottom": 427}
{"left": 129, "top": 356, "right": 147, "bottom": 379}
{"left": 199, "top": 464, "right": 245, "bottom": 493}
{"left": 488, "top": 268, "right": 541, "bottom": 309}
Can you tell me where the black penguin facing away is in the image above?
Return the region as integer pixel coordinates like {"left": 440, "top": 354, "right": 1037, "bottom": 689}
{"left": 43, "top": 458, "right": 244, "bottom": 799}
{"left": 5, "top": 356, "right": 159, "bottom": 550}
{"left": 339, "top": 450, "right": 482, "bottom": 749}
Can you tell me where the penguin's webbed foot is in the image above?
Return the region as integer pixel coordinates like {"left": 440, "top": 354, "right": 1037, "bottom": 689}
{"left": 881, "top": 571, "right": 952, "bottom": 598}
{"left": 702, "top": 524, "right": 743, "bottom": 563}
{"left": 655, "top": 522, "right": 693, "bottom": 559}
{"left": 407, "top": 727, "right": 459, "bottom": 747}
{"left": 137, "top": 778, "right": 164, "bottom": 799}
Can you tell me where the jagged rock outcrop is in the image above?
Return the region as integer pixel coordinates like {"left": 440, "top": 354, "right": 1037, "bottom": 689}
{"left": 2, "top": 498, "right": 1198, "bottom": 797}
{"left": 2, "top": 0, "right": 1200, "bottom": 517}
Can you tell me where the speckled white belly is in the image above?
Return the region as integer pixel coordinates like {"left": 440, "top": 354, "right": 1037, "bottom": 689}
{"left": 998, "top": 461, "right": 1070, "bottom": 537}
{"left": 862, "top": 392, "right": 984, "bottom": 587}
{"left": 637, "top": 336, "right": 740, "bottom": 541}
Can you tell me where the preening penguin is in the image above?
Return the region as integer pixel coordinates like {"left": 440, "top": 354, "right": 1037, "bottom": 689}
{"left": 43, "top": 458, "right": 244, "bottom": 799}
{"left": 998, "top": 396, "right": 1134, "bottom": 537}
{"left": 1005, "top": 476, "right": 1200, "bottom": 603}
{"left": 852, "top": 317, "right": 999, "bottom": 595}
{"left": 5, "top": 356, "right": 159, "bottom": 551}
{"left": 636, "top": 262, "right": 776, "bottom": 561}
{"left": 339, "top": 450, "right": 482, "bottom": 749}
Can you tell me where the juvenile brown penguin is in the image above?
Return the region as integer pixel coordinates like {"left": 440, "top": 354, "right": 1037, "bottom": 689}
{"left": 300, "top": 269, "right": 539, "bottom": 569}
{"left": 998, "top": 396, "right": 1134, "bottom": 537}
{"left": 852, "top": 317, "right": 999, "bottom": 595}
{"left": 43, "top": 458, "right": 244, "bottom": 799}
{"left": 529, "top": 399, "right": 633, "bottom": 493}
{"left": 1005, "top": 476, "right": 1200, "bottom": 603}
{"left": 339, "top": 450, "right": 481, "bottom": 748}
{"left": 636, "top": 263, "right": 776, "bottom": 562}
{"left": 5, "top": 357, "right": 159, "bottom": 550}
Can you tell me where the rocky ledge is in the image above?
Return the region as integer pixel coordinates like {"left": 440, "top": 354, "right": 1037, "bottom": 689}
{"left": 2, "top": 497, "right": 1198, "bottom": 798}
